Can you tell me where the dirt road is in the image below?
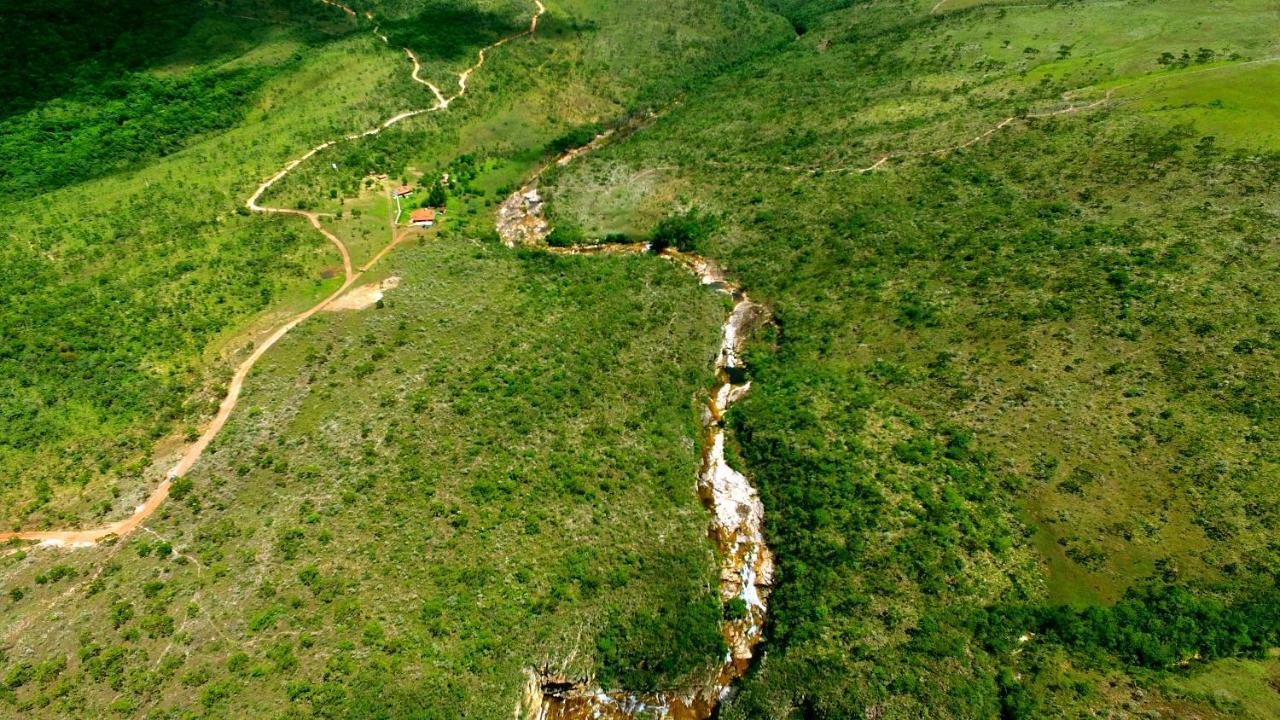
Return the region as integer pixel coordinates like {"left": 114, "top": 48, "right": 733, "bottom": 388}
{"left": 0, "top": 0, "right": 547, "bottom": 547}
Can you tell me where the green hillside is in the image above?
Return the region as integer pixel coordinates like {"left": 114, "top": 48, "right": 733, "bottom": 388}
{"left": 0, "top": 0, "right": 786, "bottom": 530}
{"left": 545, "top": 0, "right": 1280, "bottom": 716}
{"left": 3, "top": 0, "right": 1280, "bottom": 718}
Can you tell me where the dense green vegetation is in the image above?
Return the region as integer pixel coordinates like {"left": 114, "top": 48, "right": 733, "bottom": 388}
{"left": 0, "top": 201, "right": 321, "bottom": 523}
{"left": 381, "top": 0, "right": 527, "bottom": 61}
{"left": 0, "top": 0, "right": 787, "bottom": 715}
{"left": 0, "top": 0, "right": 361, "bottom": 196}
{"left": 593, "top": 566, "right": 725, "bottom": 690}
{"left": 0, "top": 0, "right": 208, "bottom": 118}
{"left": 975, "top": 584, "right": 1280, "bottom": 672}
{"left": 0, "top": 68, "right": 276, "bottom": 196}
{"left": 4, "top": 0, "right": 1280, "bottom": 717}
{"left": 544, "top": 0, "right": 1280, "bottom": 716}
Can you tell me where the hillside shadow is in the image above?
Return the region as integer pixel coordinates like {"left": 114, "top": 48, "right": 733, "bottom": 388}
{"left": 0, "top": 0, "right": 356, "bottom": 121}
{"left": 381, "top": 0, "right": 525, "bottom": 62}
{"left": 0, "top": 0, "right": 193, "bottom": 118}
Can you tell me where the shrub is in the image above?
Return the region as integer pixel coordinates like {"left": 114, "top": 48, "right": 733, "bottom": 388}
{"left": 34, "top": 564, "right": 77, "bottom": 585}
{"left": 648, "top": 208, "right": 717, "bottom": 254}
{"left": 594, "top": 594, "right": 725, "bottom": 690}
{"left": 169, "top": 476, "right": 194, "bottom": 501}
{"left": 546, "top": 223, "right": 585, "bottom": 247}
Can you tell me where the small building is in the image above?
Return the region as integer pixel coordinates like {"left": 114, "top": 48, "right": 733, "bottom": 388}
{"left": 393, "top": 185, "right": 414, "bottom": 198}
{"left": 410, "top": 207, "right": 436, "bottom": 227}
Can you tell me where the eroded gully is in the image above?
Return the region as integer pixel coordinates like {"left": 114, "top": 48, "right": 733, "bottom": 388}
{"left": 498, "top": 135, "right": 774, "bottom": 720}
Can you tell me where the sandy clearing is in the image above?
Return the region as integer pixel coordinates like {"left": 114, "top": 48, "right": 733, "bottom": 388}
{"left": 325, "top": 276, "right": 401, "bottom": 311}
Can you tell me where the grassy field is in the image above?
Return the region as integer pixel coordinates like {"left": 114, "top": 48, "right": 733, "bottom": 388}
{"left": 1172, "top": 654, "right": 1280, "bottom": 718}
{"left": 1120, "top": 61, "right": 1280, "bottom": 150}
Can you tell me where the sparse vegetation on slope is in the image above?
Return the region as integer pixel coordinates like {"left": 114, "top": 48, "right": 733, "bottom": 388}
{"left": 1, "top": 239, "right": 728, "bottom": 717}
{"left": 0, "top": 0, "right": 788, "bottom": 716}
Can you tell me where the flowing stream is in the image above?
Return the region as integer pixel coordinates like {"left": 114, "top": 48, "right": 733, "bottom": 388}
{"left": 498, "top": 139, "right": 774, "bottom": 720}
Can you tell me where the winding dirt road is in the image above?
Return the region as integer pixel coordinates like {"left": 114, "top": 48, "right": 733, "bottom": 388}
{"left": 0, "top": 0, "right": 546, "bottom": 548}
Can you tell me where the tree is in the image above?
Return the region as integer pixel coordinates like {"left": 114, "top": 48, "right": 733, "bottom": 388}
{"left": 649, "top": 208, "right": 717, "bottom": 254}
{"left": 426, "top": 182, "right": 447, "bottom": 208}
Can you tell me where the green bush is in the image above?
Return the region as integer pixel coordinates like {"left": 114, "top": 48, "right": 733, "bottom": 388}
{"left": 975, "top": 584, "right": 1280, "bottom": 671}
{"left": 546, "top": 223, "right": 585, "bottom": 248}
{"left": 548, "top": 123, "right": 605, "bottom": 155}
{"left": 648, "top": 208, "right": 717, "bottom": 254}
{"left": 594, "top": 595, "right": 725, "bottom": 690}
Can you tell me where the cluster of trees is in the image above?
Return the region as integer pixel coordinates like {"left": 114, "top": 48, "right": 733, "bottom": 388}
{"left": 421, "top": 181, "right": 448, "bottom": 208}
{"left": 648, "top": 208, "right": 718, "bottom": 254}
{"left": 594, "top": 594, "right": 724, "bottom": 691}
{"left": 381, "top": 0, "right": 525, "bottom": 62}
{"left": 0, "top": 68, "right": 274, "bottom": 197}
{"left": 1157, "top": 47, "right": 1235, "bottom": 68}
{"left": 548, "top": 122, "right": 605, "bottom": 155}
{"left": 978, "top": 584, "right": 1280, "bottom": 670}
{"left": 0, "top": 0, "right": 202, "bottom": 119}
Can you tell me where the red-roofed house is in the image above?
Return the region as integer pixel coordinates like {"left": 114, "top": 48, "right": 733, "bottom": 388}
{"left": 410, "top": 207, "right": 436, "bottom": 227}
{"left": 393, "top": 185, "right": 414, "bottom": 198}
